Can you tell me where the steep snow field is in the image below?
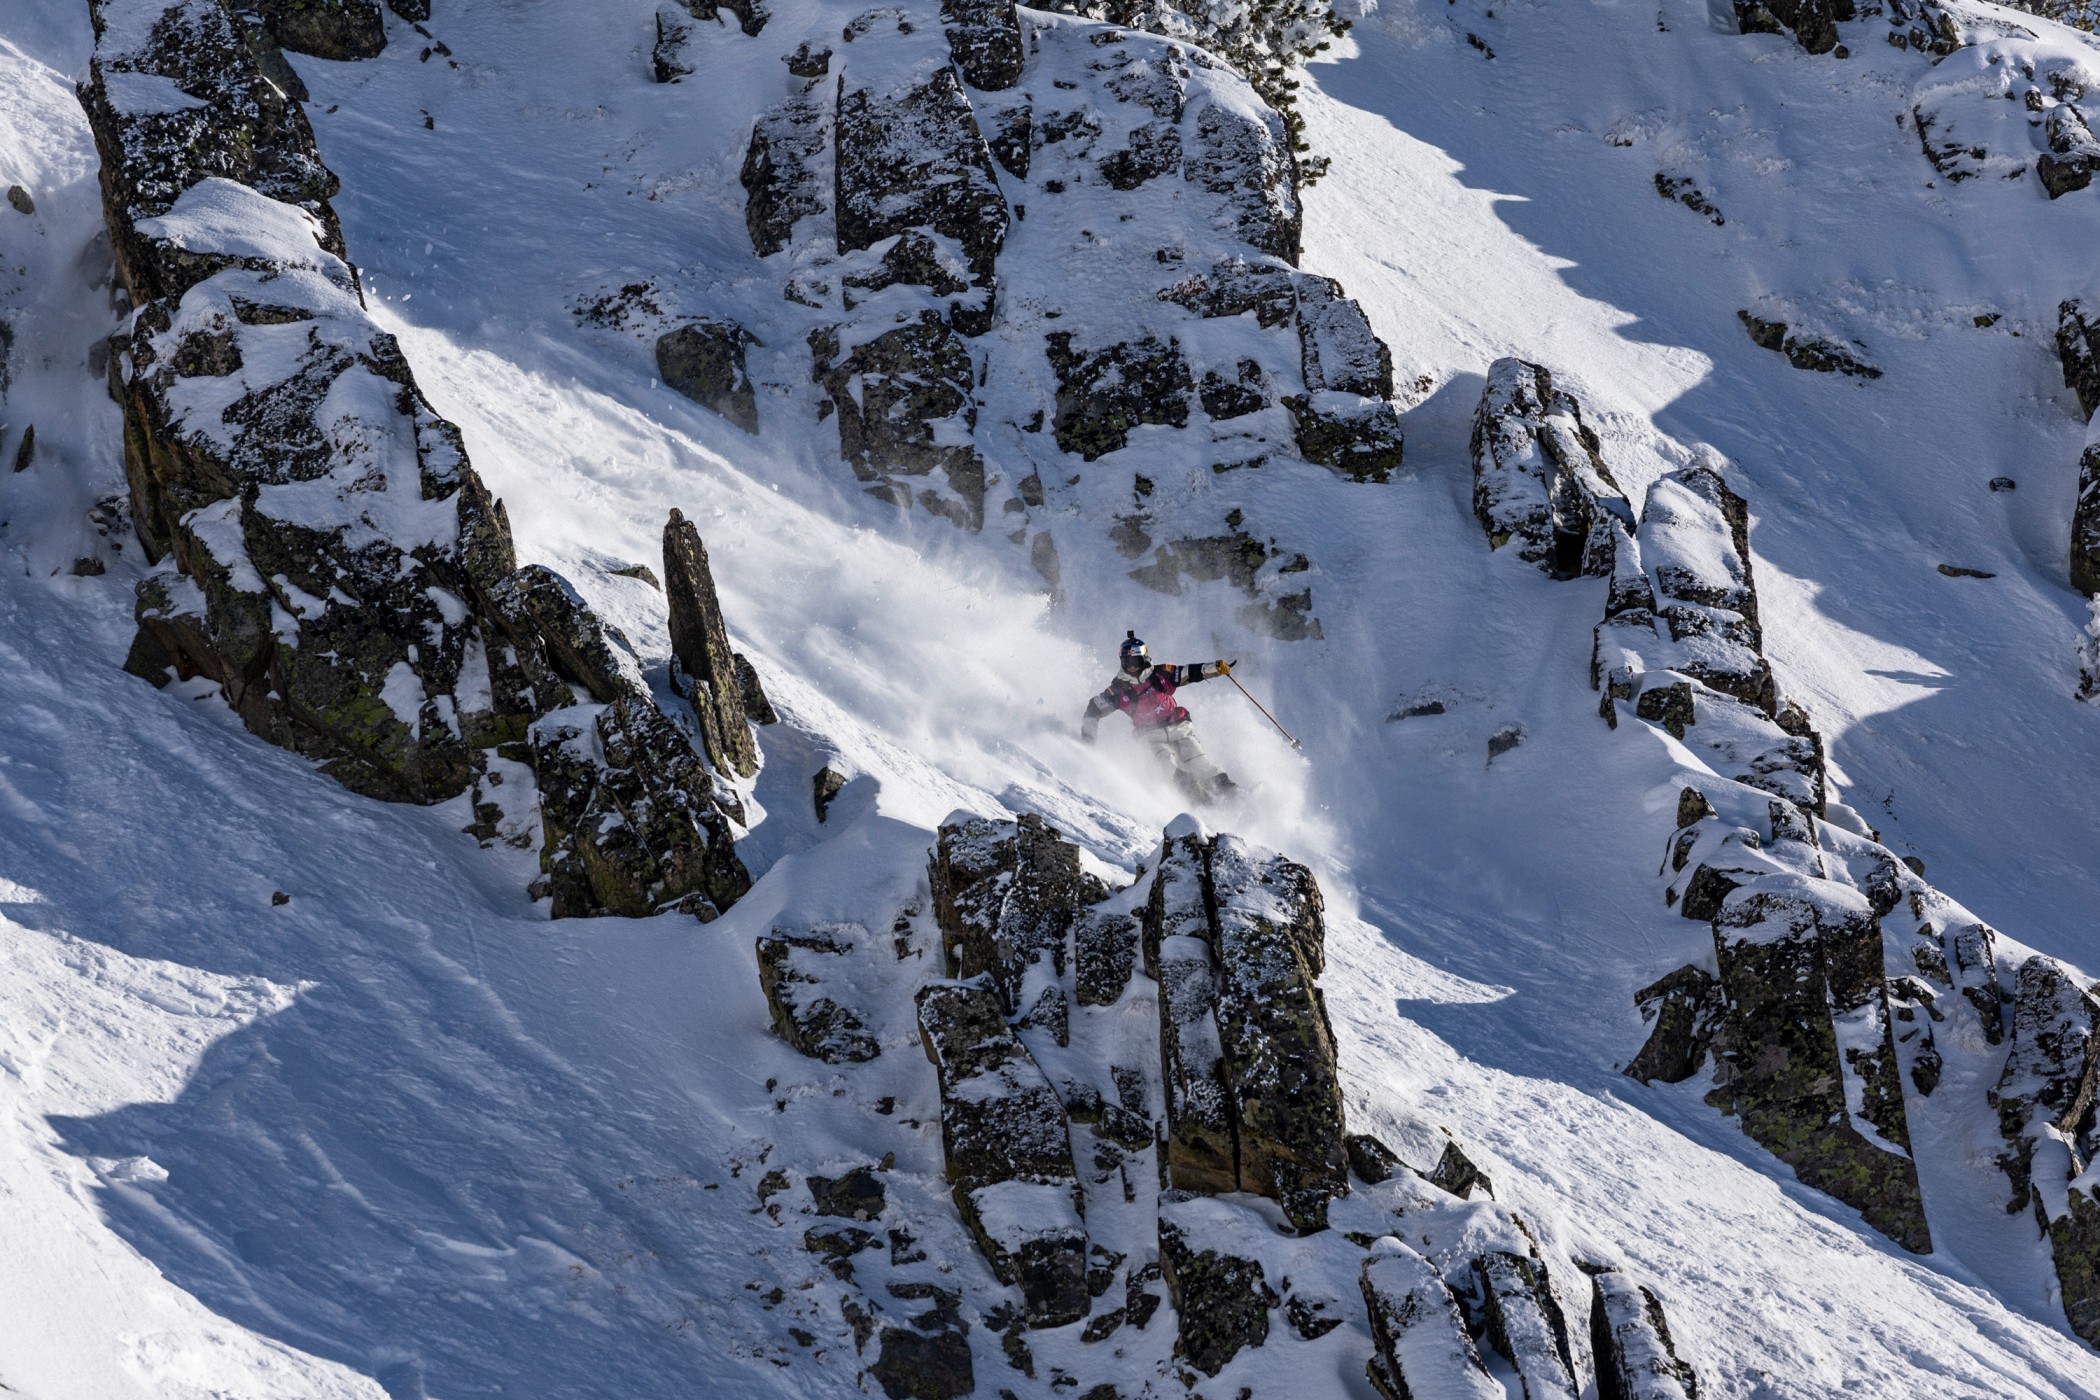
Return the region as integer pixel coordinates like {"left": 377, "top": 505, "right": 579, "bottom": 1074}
{"left": 4, "top": 0, "right": 2100, "bottom": 1395}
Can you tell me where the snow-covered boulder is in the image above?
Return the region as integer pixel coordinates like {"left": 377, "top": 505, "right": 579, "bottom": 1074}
{"left": 758, "top": 928, "right": 882, "bottom": 1062}
{"left": 931, "top": 813, "right": 1107, "bottom": 1012}
{"left": 1471, "top": 358, "right": 1631, "bottom": 578}
{"left": 1045, "top": 331, "right": 1194, "bottom": 460}
{"left": 1991, "top": 955, "right": 2100, "bottom": 1210}
{"left": 1588, "top": 1270, "right": 1698, "bottom": 1400}
{"left": 1624, "top": 964, "right": 1721, "bottom": 1086}
{"left": 915, "top": 980, "right": 1091, "bottom": 1326}
{"left": 741, "top": 91, "right": 827, "bottom": 256}
{"left": 1475, "top": 1250, "right": 1580, "bottom": 1400}
{"left": 2060, "top": 296, "right": 2100, "bottom": 422}
{"left": 2040, "top": 102, "right": 2100, "bottom": 197}
{"left": 1359, "top": 1240, "right": 1499, "bottom": 1400}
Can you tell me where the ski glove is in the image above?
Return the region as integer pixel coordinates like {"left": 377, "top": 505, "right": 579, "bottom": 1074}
{"left": 1215, "top": 659, "right": 1234, "bottom": 676}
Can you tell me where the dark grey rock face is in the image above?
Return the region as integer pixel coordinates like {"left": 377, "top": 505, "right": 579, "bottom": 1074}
{"left": 1590, "top": 1270, "right": 1699, "bottom": 1400}
{"left": 1344, "top": 1133, "right": 1404, "bottom": 1185}
{"left": 1471, "top": 358, "right": 1629, "bottom": 578}
{"left": 1288, "top": 396, "right": 1405, "bottom": 484}
{"left": 812, "top": 314, "right": 986, "bottom": 529}
{"left": 658, "top": 321, "right": 758, "bottom": 433}
{"left": 531, "top": 692, "right": 752, "bottom": 920}
{"left": 1184, "top": 98, "right": 1300, "bottom": 265}
{"left": 1143, "top": 829, "right": 1345, "bottom": 1230}
{"left": 758, "top": 929, "right": 880, "bottom": 1062}
{"left": 1073, "top": 907, "right": 1138, "bottom": 1006}
{"left": 940, "top": 0, "right": 1022, "bottom": 90}
{"left": 2060, "top": 297, "right": 2100, "bottom": 423}
{"left": 1709, "top": 887, "right": 1930, "bottom": 1253}
{"left": 835, "top": 65, "right": 1008, "bottom": 282}
{"left": 1625, "top": 964, "right": 1721, "bottom": 1085}
{"left": 246, "top": 0, "right": 387, "bottom": 60}
{"left": 742, "top": 95, "right": 828, "bottom": 256}
{"left": 2040, "top": 103, "right": 2100, "bottom": 198}
{"left": 2073, "top": 436, "right": 2100, "bottom": 599}
{"left": 930, "top": 814, "right": 1104, "bottom": 1011}
{"left": 1360, "top": 1242, "right": 1500, "bottom": 1400}
{"left": 1046, "top": 332, "right": 1192, "bottom": 461}
{"left": 1991, "top": 956, "right": 2100, "bottom": 1211}
{"left": 681, "top": 0, "right": 767, "bottom": 37}
{"left": 1158, "top": 1210, "right": 1277, "bottom": 1376}
{"left": 663, "top": 508, "right": 760, "bottom": 778}
{"left": 915, "top": 981, "right": 1090, "bottom": 1327}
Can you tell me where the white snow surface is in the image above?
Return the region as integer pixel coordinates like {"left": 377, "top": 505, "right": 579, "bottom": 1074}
{"left": 1, "top": 0, "right": 2099, "bottom": 1395}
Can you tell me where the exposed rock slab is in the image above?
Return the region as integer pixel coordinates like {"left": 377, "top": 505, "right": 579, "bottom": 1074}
{"left": 835, "top": 65, "right": 1007, "bottom": 282}
{"left": 1158, "top": 1198, "right": 1277, "bottom": 1377}
{"left": 1589, "top": 1270, "right": 1698, "bottom": 1400}
{"left": 1474, "top": 1250, "right": 1579, "bottom": 1400}
{"left": 657, "top": 320, "right": 759, "bottom": 433}
{"left": 812, "top": 314, "right": 986, "bottom": 529}
{"left": 1360, "top": 1240, "right": 1499, "bottom": 1400}
{"left": 1471, "top": 358, "right": 1630, "bottom": 578}
{"left": 758, "top": 928, "right": 880, "bottom": 1062}
{"left": 915, "top": 980, "right": 1089, "bottom": 1326}
{"left": 663, "top": 508, "right": 759, "bottom": 777}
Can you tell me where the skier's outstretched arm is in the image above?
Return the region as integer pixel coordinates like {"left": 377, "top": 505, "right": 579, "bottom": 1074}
{"left": 1171, "top": 659, "right": 1235, "bottom": 684}
{"left": 1080, "top": 687, "right": 1118, "bottom": 743}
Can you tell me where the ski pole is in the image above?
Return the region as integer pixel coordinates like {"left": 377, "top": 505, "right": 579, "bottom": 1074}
{"left": 1226, "top": 671, "right": 1302, "bottom": 751}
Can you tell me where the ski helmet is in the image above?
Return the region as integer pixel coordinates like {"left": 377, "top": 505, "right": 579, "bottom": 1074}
{"left": 1120, "top": 630, "right": 1149, "bottom": 674}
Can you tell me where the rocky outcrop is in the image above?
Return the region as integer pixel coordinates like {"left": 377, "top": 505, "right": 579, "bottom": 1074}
{"left": 869, "top": 1284, "right": 973, "bottom": 1400}
{"left": 940, "top": 0, "right": 1022, "bottom": 91}
{"left": 663, "top": 508, "right": 760, "bottom": 778}
{"left": 741, "top": 94, "right": 828, "bottom": 257}
{"left": 1471, "top": 359, "right": 1630, "bottom": 578}
{"left": 1185, "top": 95, "right": 1300, "bottom": 264}
{"left": 656, "top": 320, "right": 758, "bottom": 433}
{"left": 834, "top": 66, "right": 1007, "bottom": 283}
{"left": 2040, "top": 103, "right": 2100, "bottom": 198}
{"left": 1738, "top": 311, "right": 1881, "bottom": 379}
{"left": 245, "top": 0, "right": 387, "bottom": 61}
{"left": 1046, "top": 332, "right": 1193, "bottom": 461}
{"left": 758, "top": 928, "right": 880, "bottom": 1062}
{"left": 2073, "top": 426, "right": 2100, "bottom": 600}
{"left": 1625, "top": 964, "right": 1722, "bottom": 1085}
{"left": 1708, "top": 883, "right": 1930, "bottom": 1252}
{"left": 1159, "top": 1199, "right": 1278, "bottom": 1376}
{"left": 2061, "top": 297, "right": 2100, "bottom": 423}
{"left": 88, "top": 0, "right": 752, "bottom": 921}
{"left": 679, "top": 0, "right": 767, "bottom": 38}
{"left": 1734, "top": 0, "right": 1851, "bottom": 55}
{"left": 530, "top": 689, "right": 751, "bottom": 919}
{"left": 1142, "top": 825, "right": 1344, "bottom": 1231}
{"left": 1589, "top": 1270, "right": 1699, "bottom": 1400}
{"left": 930, "top": 813, "right": 1106, "bottom": 1013}
{"left": 1475, "top": 1251, "right": 1579, "bottom": 1400}
{"left": 1599, "top": 463, "right": 1776, "bottom": 715}
{"left": 915, "top": 980, "right": 1089, "bottom": 1327}
{"left": 812, "top": 315, "right": 987, "bottom": 529}
{"left": 1360, "top": 1241, "right": 1499, "bottom": 1400}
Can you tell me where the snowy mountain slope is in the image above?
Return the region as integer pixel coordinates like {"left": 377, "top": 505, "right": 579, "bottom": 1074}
{"left": 5, "top": 0, "right": 2100, "bottom": 1395}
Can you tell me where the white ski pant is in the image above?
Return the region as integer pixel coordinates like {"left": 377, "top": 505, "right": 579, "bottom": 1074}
{"left": 1143, "top": 718, "right": 1227, "bottom": 798}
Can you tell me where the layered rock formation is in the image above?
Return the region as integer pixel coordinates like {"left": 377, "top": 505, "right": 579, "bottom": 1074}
{"left": 85, "top": 0, "right": 754, "bottom": 918}
{"left": 1576, "top": 408, "right": 2100, "bottom": 1335}
{"left": 1471, "top": 358, "right": 1630, "bottom": 578}
{"left": 733, "top": 3, "right": 1409, "bottom": 639}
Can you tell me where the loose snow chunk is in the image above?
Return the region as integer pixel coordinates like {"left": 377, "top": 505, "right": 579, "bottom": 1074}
{"left": 380, "top": 661, "right": 427, "bottom": 731}
{"left": 133, "top": 177, "right": 331, "bottom": 266}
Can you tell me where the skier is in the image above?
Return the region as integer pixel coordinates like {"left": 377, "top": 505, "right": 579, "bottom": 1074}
{"left": 1080, "top": 631, "right": 1239, "bottom": 803}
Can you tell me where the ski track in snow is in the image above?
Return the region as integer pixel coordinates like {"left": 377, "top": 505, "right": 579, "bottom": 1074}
{"left": 1, "top": 0, "right": 2099, "bottom": 1393}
